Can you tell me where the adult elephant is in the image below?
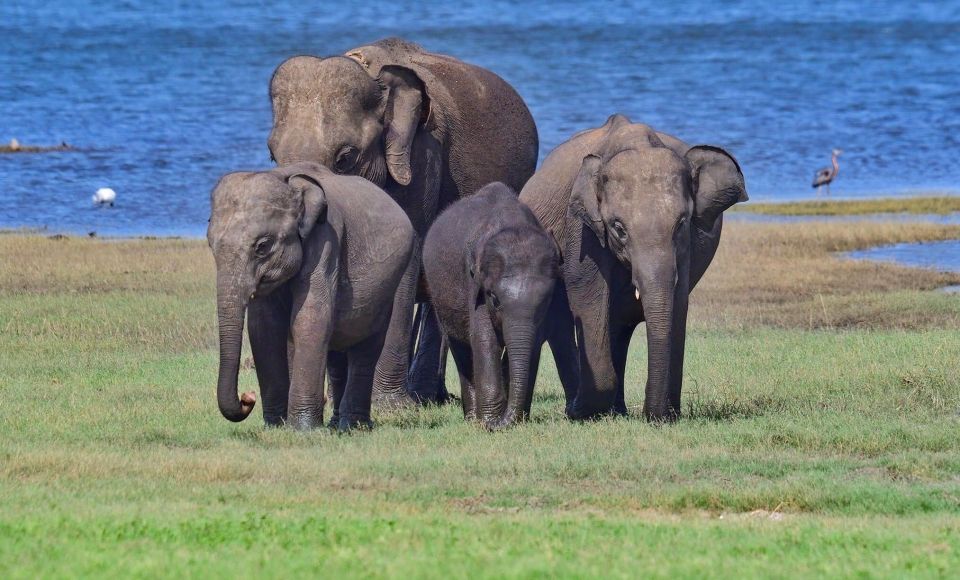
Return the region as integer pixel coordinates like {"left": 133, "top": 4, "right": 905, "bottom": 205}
{"left": 520, "top": 114, "right": 747, "bottom": 421}
{"left": 268, "top": 38, "right": 539, "bottom": 405}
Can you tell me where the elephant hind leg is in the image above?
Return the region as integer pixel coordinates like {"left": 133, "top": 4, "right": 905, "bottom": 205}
{"left": 545, "top": 284, "right": 580, "bottom": 414}
{"left": 338, "top": 331, "right": 387, "bottom": 432}
{"left": 447, "top": 338, "right": 476, "bottom": 421}
{"left": 406, "top": 303, "right": 449, "bottom": 404}
{"left": 611, "top": 324, "right": 637, "bottom": 416}
{"left": 326, "top": 351, "right": 348, "bottom": 429}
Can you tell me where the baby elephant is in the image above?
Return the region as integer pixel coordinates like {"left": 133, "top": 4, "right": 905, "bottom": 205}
{"left": 423, "top": 182, "right": 559, "bottom": 428}
{"left": 207, "top": 162, "right": 415, "bottom": 431}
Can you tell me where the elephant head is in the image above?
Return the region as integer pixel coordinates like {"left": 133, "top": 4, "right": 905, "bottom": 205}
{"left": 206, "top": 163, "right": 329, "bottom": 422}
{"left": 268, "top": 55, "right": 428, "bottom": 189}
{"left": 470, "top": 225, "right": 559, "bottom": 424}
{"left": 568, "top": 122, "right": 747, "bottom": 419}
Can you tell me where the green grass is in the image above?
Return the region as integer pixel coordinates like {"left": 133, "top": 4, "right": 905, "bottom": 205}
{"left": 2, "top": 225, "right": 960, "bottom": 577}
{"left": 735, "top": 195, "right": 960, "bottom": 216}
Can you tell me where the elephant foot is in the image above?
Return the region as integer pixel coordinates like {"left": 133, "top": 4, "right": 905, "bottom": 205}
{"left": 372, "top": 388, "right": 414, "bottom": 410}
{"left": 566, "top": 400, "right": 616, "bottom": 422}
{"left": 287, "top": 409, "right": 324, "bottom": 431}
{"left": 484, "top": 411, "right": 526, "bottom": 431}
{"left": 326, "top": 413, "right": 341, "bottom": 430}
{"left": 405, "top": 374, "right": 449, "bottom": 405}
{"left": 337, "top": 416, "right": 374, "bottom": 434}
{"left": 643, "top": 406, "right": 681, "bottom": 423}
{"left": 263, "top": 413, "right": 287, "bottom": 428}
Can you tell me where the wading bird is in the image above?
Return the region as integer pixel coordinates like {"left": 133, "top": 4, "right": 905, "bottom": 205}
{"left": 812, "top": 149, "right": 842, "bottom": 195}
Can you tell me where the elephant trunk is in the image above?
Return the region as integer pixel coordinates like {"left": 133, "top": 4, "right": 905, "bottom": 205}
{"left": 216, "top": 275, "right": 256, "bottom": 422}
{"left": 499, "top": 318, "right": 539, "bottom": 427}
{"left": 636, "top": 259, "right": 689, "bottom": 422}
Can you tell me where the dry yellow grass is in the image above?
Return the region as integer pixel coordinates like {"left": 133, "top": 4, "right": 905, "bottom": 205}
{"left": 735, "top": 196, "right": 960, "bottom": 216}
{"left": 691, "top": 221, "right": 960, "bottom": 329}
{"left": 4, "top": 220, "right": 959, "bottom": 335}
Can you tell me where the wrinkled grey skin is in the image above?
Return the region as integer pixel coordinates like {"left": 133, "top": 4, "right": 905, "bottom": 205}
{"left": 207, "top": 162, "right": 416, "bottom": 430}
{"left": 520, "top": 114, "right": 748, "bottom": 421}
{"left": 268, "top": 38, "right": 539, "bottom": 405}
{"left": 423, "top": 183, "right": 560, "bottom": 429}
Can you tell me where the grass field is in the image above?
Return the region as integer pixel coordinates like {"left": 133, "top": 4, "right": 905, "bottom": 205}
{"left": 734, "top": 195, "right": 960, "bottom": 216}
{"left": 2, "top": 216, "right": 960, "bottom": 577}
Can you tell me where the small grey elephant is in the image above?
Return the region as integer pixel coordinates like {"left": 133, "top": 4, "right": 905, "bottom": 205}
{"left": 207, "top": 162, "right": 416, "bottom": 431}
{"left": 423, "top": 182, "right": 560, "bottom": 428}
{"left": 520, "top": 114, "right": 748, "bottom": 422}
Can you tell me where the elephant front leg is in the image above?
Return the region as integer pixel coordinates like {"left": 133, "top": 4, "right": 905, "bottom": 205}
{"left": 469, "top": 307, "right": 506, "bottom": 428}
{"left": 287, "top": 285, "right": 335, "bottom": 430}
{"left": 447, "top": 337, "right": 476, "bottom": 420}
{"left": 568, "top": 315, "right": 620, "bottom": 420}
{"left": 248, "top": 287, "right": 292, "bottom": 427}
{"left": 399, "top": 133, "right": 448, "bottom": 404}
{"left": 373, "top": 242, "right": 419, "bottom": 408}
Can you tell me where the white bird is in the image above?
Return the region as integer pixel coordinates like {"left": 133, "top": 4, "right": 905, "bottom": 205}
{"left": 92, "top": 187, "right": 116, "bottom": 206}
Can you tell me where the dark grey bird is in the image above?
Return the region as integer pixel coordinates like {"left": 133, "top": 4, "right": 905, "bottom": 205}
{"left": 812, "top": 149, "right": 842, "bottom": 195}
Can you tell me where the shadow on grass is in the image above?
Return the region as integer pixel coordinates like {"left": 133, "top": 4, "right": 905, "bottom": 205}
{"left": 683, "top": 393, "right": 786, "bottom": 422}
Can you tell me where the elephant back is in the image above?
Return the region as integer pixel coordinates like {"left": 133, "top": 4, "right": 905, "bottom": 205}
{"left": 519, "top": 117, "right": 622, "bottom": 249}
{"left": 346, "top": 38, "right": 539, "bottom": 200}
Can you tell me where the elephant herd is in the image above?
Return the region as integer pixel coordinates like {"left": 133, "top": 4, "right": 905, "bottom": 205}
{"left": 206, "top": 38, "right": 748, "bottom": 432}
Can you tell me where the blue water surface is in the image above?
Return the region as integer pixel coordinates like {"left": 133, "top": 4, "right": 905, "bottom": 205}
{"left": 845, "top": 240, "right": 960, "bottom": 273}
{"left": 2, "top": 1, "right": 959, "bottom": 236}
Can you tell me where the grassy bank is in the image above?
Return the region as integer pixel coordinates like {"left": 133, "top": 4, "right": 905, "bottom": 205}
{"left": 2, "top": 219, "right": 959, "bottom": 577}
{"left": 735, "top": 195, "right": 960, "bottom": 216}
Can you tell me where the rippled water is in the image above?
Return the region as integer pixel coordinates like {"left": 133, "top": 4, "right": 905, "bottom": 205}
{"left": 845, "top": 240, "right": 960, "bottom": 273}
{"left": 2, "top": 1, "right": 959, "bottom": 236}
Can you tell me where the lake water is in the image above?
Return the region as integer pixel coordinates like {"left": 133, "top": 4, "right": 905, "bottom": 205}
{"left": 844, "top": 240, "right": 960, "bottom": 274}
{"left": 2, "top": 1, "right": 959, "bottom": 236}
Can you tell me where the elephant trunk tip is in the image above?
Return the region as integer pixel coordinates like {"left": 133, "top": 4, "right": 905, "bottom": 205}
{"left": 221, "top": 391, "right": 257, "bottom": 422}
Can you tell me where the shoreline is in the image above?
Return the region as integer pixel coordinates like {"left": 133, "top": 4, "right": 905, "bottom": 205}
{"left": 734, "top": 195, "right": 960, "bottom": 216}
{"left": 6, "top": 195, "right": 960, "bottom": 240}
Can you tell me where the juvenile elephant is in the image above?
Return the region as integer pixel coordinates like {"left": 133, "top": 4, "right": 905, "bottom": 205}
{"left": 268, "top": 37, "right": 539, "bottom": 405}
{"left": 423, "top": 183, "right": 559, "bottom": 428}
{"left": 207, "top": 162, "right": 416, "bottom": 430}
{"left": 520, "top": 114, "right": 748, "bottom": 421}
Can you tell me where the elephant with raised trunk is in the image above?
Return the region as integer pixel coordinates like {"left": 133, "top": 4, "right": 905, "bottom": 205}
{"left": 207, "top": 162, "right": 416, "bottom": 430}
{"left": 423, "top": 183, "right": 560, "bottom": 429}
{"left": 520, "top": 114, "right": 747, "bottom": 421}
{"left": 268, "top": 37, "right": 539, "bottom": 405}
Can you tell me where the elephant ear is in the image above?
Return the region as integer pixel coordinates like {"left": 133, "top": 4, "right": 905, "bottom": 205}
{"left": 378, "top": 65, "right": 427, "bottom": 187}
{"left": 568, "top": 154, "right": 606, "bottom": 248}
{"left": 684, "top": 145, "right": 748, "bottom": 231}
{"left": 286, "top": 171, "right": 328, "bottom": 240}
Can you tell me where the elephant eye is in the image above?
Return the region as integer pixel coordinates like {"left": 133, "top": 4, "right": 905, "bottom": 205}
{"left": 612, "top": 220, "right": 628, "bottom": 241}
{"left": 254, "top": 237, "right": 272, "bottom": 257}
{"left": 334, "top": 146, "right": 359, "bottom": 174}
{"left": 486, "top": 291, "right": 501, "bottom": 309}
